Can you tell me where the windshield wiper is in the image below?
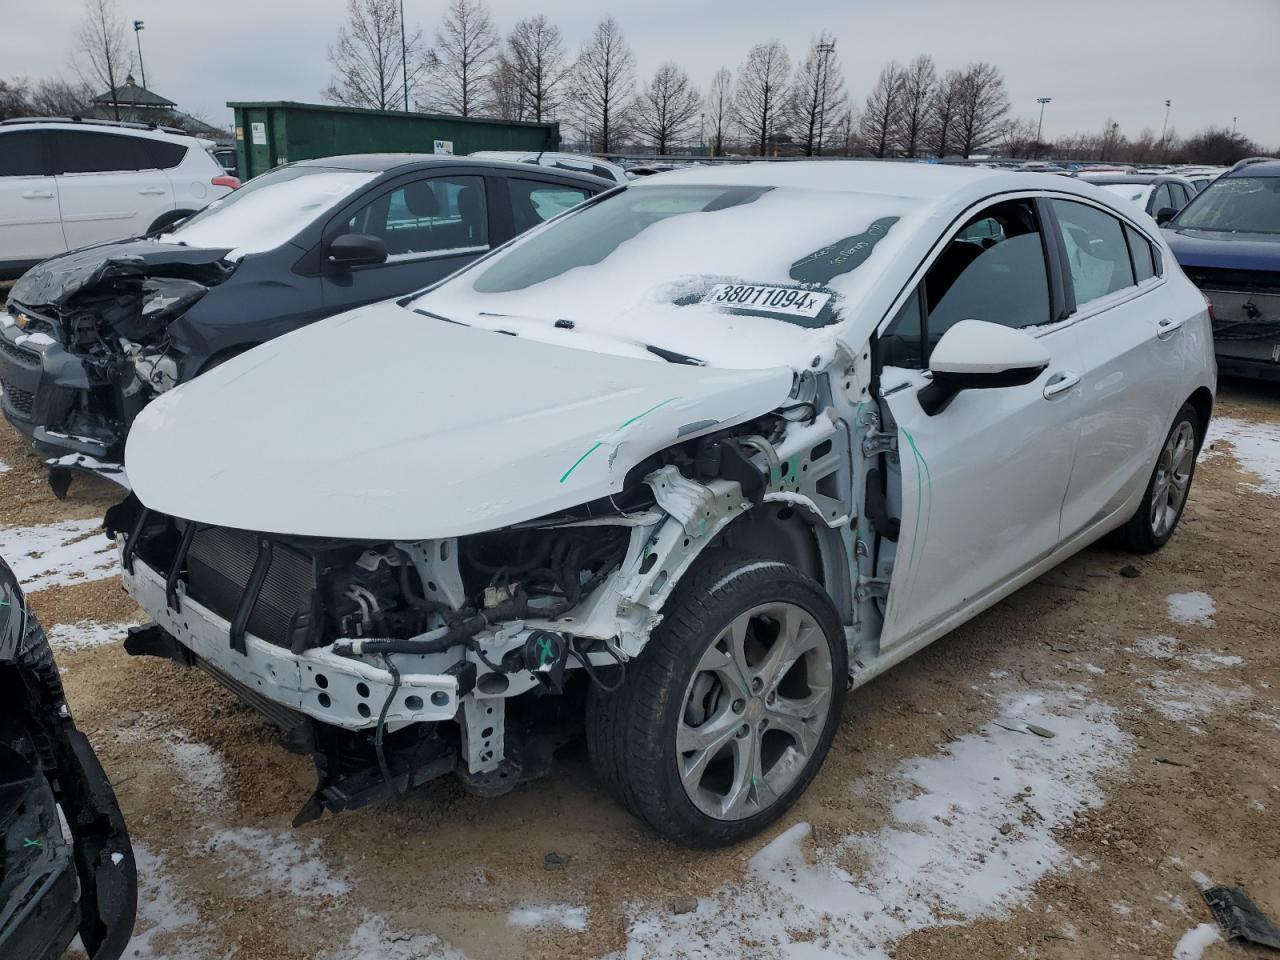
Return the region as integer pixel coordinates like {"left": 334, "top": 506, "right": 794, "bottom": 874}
{"left": 646, "top": 343, "right": 705, "bottom": 366}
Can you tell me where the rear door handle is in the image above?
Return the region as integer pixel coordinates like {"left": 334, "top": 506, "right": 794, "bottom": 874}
{"left": 1043, "top": 371, "right": 1081, "bottom": 400}
{"left": 21, "top": 190, "right": 55, "bottom": 199}
{"left": 138, "top": 188, "right": 167, "bottom": 196}
{"left": 1155, "top": 317, "right": 1185, "bottom": 340}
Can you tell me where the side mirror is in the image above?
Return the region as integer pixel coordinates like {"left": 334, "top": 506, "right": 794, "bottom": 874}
{"left": 917, "top": 319, "right": 1050, "bottom": 416}
{"left": 1155, "top": 207, "right": 1179, "bottom": 226}
{"left": 327, "top": 233, "right": 387, "bottom": 268}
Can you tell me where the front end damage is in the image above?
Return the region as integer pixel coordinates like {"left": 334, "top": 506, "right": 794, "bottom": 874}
{"left": 110, "top": 376, "right": 871, "bottom": 823}
{"left": 0, "top": 246, "right": 231, "bottom": 487}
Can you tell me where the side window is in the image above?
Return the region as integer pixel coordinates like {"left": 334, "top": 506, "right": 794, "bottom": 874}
{"left": 1151, "top": 183, "right": 1174, "bottom": 215}
{"left": 53, "top": 131, "right": 148, "bottom": 174}
{"left": 143, "top": 139, "right": 187, "bottom": 169}
{"left": 0, "top": 132, "right": 46, "bottom": 176}
{"left": 1124, "top": 224, "right": 1157, "bottom": 282}
{"left": 343, "top": 175, "right": 487, "bottom": 258}
{"left": 880, "top": 199, "right": 1051, "bottom": 369}
{"left": 1050, "top": 199, "right": 1136, "bottom": 306}
{"left": 507, "top": 178, "right": 590, "bottom": 234}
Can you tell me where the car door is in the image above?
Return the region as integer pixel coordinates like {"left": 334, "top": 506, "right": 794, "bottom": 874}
{"left": 1042, "top": 197, "right": 1188, "bottom": 541}
{"left": 873, "top": 196, "right": 1082, "bottom": 651}
{"left": 52, "top": 130, "right": 175, "bottom": 248}
{"left": 0, "top": 130, "right": 65, "bottom": 264}
{"left": 498, "top": 174, "right": 596, "bottom": 237}
{"left": 319, "top": 172, "right": 492, "bottom": 310}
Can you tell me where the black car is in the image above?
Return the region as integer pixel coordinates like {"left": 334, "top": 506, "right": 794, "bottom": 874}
{"left": 0, "top": 555, "right": 137, "bottom": 960}
{"left": 0, "top": 155, "right": 611, "bottom": 480}
{"left": 1077, "top": 173, "right": 1200, "bottom": 224}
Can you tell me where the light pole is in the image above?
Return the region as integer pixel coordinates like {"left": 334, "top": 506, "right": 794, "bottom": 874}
{"left": 815, "top": 40, "right": 835, "bottom": 156}
{"left": 1232, "top": 116, "right": 1238, "bottom": 136}
{"left": 400, "top": 0, "right": 409, "bottom": 111}
{"left": 1035, "top": 97, "right": 1051, "bottom": 158}
{"left": 132, "top": 20, "right": 146, "bottom": 90}
{"left": 1160, "top": 99, "right": 1171, "bottom": 156}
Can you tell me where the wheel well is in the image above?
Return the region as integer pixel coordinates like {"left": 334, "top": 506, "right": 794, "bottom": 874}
{"left": 1186, "top": 387, "right": 1213, "bottom": 444}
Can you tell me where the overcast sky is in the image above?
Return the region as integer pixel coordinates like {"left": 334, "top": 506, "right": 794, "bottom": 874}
{"left": 4, "top": 0, "right": 1278, "bottom": 146}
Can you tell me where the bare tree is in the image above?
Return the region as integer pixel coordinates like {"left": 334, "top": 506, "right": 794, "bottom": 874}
{"left": 705, "top": 67, "right": 733, "bottom": 156}
{"left": 505, "top": 15, "right": 571, "bottom": 123}
{"left": 953, "top": 61, "right": 1010, "bottom": 158}
{"left": 858, "top": 61, "right": 904, "bottom": 158}
{"left": 30, "top": 76, "right": 96, "bottom": 117}
{"left": 999, "top": 117, "right": 1038, "bottom": 158}
{"left": 789, "top": 32, "right": 846, "bottom": 156}
{"left": 431, "top": 0, "right": 498, "bottom": 117}
{"left": 928, "top": 68, "right": 964, "bottom": 157}
{"left": 488, "top": 53, "right": 525, "bottom": 120}
{"left": 572, "top": 16, "right": 636, "bottom": 152}
{"left": 632, "top": 62, "right": 701, "bottom": 154}
{"left": 325, "top": 0, "right": 429, "bottom": 111}
{"left": 735, "top": 41, "right": 791, "bottom": 156}
{"left": 0, "top": 77, "right": 32, "bottom": 120}
{"left": 831, "top": 107, "right": 857, "bottom": 156}
{"left": 74, "top": 0, "right": 134, "bottom": 120}
{"left": 896, "top": 55, "right": 935, "bottom": 158}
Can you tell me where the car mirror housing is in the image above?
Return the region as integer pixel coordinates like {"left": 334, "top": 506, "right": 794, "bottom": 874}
{"left": 918, "top": 319, "right": 1051, "bottom": 416}
{"left": 327, "top": 233, "right": 388, "bottom": 268}
{"left": 1155, "top": 207, "right": 1179, "bottom": 226}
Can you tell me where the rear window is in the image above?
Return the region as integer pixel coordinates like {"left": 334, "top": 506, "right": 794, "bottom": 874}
{"left": 0, "top": 131, "right": 46, "bottom": 176}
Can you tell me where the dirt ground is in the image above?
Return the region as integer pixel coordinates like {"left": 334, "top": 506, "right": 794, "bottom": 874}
{"left": 2, "top": 379, "right": 1278, "bottom": 960}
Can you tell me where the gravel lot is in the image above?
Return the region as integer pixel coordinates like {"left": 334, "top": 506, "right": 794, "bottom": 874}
{"left": 1, "top": 379, "right": 1278, "bottom": 960}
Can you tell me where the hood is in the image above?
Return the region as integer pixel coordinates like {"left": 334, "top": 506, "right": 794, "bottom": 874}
{"left": 9, "top": 238, "right": 233, "bottom": 311}
{"left": 125, "top": 300, "right": 795, "bottom": 540}
{"left": 1162, "top": 227, "right": 1280, "bottom": 272}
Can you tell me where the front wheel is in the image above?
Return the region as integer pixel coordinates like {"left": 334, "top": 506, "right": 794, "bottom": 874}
{"left": 1118, "top": 402, "right": 1202, "bottom": 553}
{"left": 586, "top": 552, "right": 846, "bottom": 847}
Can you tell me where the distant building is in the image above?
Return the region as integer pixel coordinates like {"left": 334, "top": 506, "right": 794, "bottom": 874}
{"left": 91, "top": 74, "right": 226, "bottom": 139}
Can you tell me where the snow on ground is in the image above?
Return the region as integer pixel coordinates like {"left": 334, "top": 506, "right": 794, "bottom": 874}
{"left": 46, "top": 618, "right": 135, "bottom": 651}
{"left": 1172, "top": 923, "right": 1222, "bottom": 960}
{"left": 319, "top": 914, "right": 469, "bottom": 960}
{"left": 0, "top": 517, "right": 116, "bottom": 591}
{"left": 508, "top": 903, "right": 591, "bottom": 932}
{"left": 1166, "top": 592, "right": 1216, "bottom": 627}
{"left": 1142, "top": 673, "right": 1252, "bottom": 726}
{"left": 619, "top": 690, "right": 1129, "bottom": 959}
{"left": 127, "top": 844, "right": 218, "bottom": 960}
{"left": 200, "top": 827, "right": 352, "bottom": 898}
{"left": 0, "top": 458, "right": 10, "bottom": 473}
{"left": 1205, "top": 416, "right": 1280, "bottom": 496}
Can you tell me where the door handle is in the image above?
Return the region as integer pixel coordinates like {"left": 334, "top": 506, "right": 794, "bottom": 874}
{"left": 1043, "top": 371, "right": 1081, "bottom": 400}
{"left": 1155, "top": 317, "right": 1185, "bottom": 340}
{"left": 138, "top": 188, "right": 168, "bottom": 196}
{"left": 21, "top": 190, "right": 55, "bottom": 199}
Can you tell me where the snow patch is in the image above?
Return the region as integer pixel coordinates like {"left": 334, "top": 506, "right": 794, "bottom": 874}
{"left": 1172, "top": 923, "right": 1222, "bottom": 960}
{"left": 508, "top": 903, "right": 590, "bottom": 932}
{"left": 201, "top": 827, "right": 350, "bottom": 898}
{"left": 47, "top": 618, "right": 134, "bottom": 651}
{"left": 127, "top": 843, "right": 217, "bottom": 959}
{"left": 1166, "top": 592, "right": 1215, "bottom": 627}
{"left": 319, "top": 913, "right": 468, "bottom": 960}
{"left": 1133, "top": 634, "right": 1179, "bottom": 659}
{"left": 1205, "top": 417, "right": 1280, "bottom": 495}
{"left": 0, "top": 518, "right": 116, "bottom": 591}
{"left": 621, "top": 691, "right": 1129, "bottom": 959}
{"left": 1143, "top": 673, "right": 1251, "bottom": 726}
{"left": 0, "top": 458, "right": 10, "bottom": 473}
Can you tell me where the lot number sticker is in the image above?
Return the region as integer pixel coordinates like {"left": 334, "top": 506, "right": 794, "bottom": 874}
{"left": 702, "top": 283, "right": 831, "bottom": 319}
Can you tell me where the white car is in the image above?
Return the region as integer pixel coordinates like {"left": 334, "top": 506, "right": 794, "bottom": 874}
{"left": 469, "top": 149, "right": 629, "bottom": 185}
{"left": 0, "top": 118, "right": 238, "bottom": 279}
{"left": 114, "top": 162, "right": 1215, "bottom": 846}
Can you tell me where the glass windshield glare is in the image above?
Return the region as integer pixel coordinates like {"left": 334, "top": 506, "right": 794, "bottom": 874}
{"left": 1174, "top": 176, "right": 1280, "bottom": 234}
{"left": 169, "top": 165, "right": 377, "bottom": 255}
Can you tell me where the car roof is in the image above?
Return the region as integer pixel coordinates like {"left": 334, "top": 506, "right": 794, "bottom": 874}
{"left": 1078, "top": 174, "right": 1191, "bottom": 186}
{"left": 0, "top": 117, "right": 203, "bottom": 145}
{"left": 1225, "top": 159, "right": 1280, "bottom": 178}
{"left": 291, "top": 153, "right": 615, "bottom": 187}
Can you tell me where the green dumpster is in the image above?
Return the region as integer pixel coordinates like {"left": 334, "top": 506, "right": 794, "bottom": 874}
{"left": 228, "top": 101, "right": 559, "bottom": 181}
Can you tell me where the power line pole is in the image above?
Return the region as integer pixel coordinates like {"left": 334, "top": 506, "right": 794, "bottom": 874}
{"left": 1035, "top": 97, "right": 1051, "bottom": 157}
{"left": 815, "top": 40, "right": 835, "bottom": 156}
{"left": 400, "top": 0, "right": 409, "bottom": 111}
{"left": 133, "top": 20, "right": 147, "bottom": 90}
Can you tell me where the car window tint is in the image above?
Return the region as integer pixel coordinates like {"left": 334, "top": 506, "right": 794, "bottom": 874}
{"left": 144, "top": 139, "right": 187, "bottom": 169}
{"left": 923, "top": 198, "right": 1051, "bottom": 348}
{"left": 507, "top": 178, "right": 590, "bottom": 234}
{"left": 53, "top": 131, "right": 147, "bottom": 174}
{"left": 345, "top": 175, "right": 488, "bottom": 258}
{"left": 1124, "top": 224, "right": 1156, "bottom": 282}
{"left": 880, "top": 289, "right": 924, "bottom": 369}
{"left": 1151, "top": 183, "right": 1173, "bottom": 214}
{"left": 0, "top": 131, "right": 45, "bottom": 176}
{"left": 1051, "top": 199, "right": 1136, "bottom": 305}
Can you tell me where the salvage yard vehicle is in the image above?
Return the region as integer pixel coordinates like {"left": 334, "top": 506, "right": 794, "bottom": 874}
{"left": 1078, "top": 172, "right": 1199, "bottom": 224}
{"left": 1162, "top": 157, "right": 1280, "bottom": 380}
{"left": 112, "top": 162, "right": 1215, "bottom": 846}
{"left": 0, "top": 154, "right": 610, "bottom": 481}
{"left": 0, "top": 555, "right": 137, "bottom": 960}
{"left": 0, "top": 117, "right": 237, "bottom": 280}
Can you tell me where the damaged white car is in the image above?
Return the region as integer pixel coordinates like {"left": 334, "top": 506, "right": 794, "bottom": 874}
{"left": 109, "top": 163, "right": 1215, "bottom": 846}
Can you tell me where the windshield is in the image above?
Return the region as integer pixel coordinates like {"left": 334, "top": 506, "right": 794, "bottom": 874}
{"left": 1174, "top": 176, "right": 1280, "bottom": 234}
{"left": 1100, "top": 183, "right": 1154, "bottom": 208}
{"left": 167, "top": 165, "right": 376, "bottom": 256}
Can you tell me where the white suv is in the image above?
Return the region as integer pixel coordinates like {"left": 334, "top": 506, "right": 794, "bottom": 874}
{"left": 0, "top": 118, "right": 239, "bottom": 279}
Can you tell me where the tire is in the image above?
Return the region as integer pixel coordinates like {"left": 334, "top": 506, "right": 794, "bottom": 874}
{"left": 146, "top": 209, "right": 194, "bottom": 236}
{"left": 1118, "top": 402, "right": 1202, "bottom": 554}
{"left": 586, "top": 551, "right": 847, "bottom": 847}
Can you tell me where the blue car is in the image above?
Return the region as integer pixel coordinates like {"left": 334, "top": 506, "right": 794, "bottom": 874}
{"left": 1162, "top": 158, "right": 1280, "bottom": 380}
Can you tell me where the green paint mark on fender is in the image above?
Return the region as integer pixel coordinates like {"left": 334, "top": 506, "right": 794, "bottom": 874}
{"left": 900, "top": 428, "right": 932, "bottom": 569}
{"left": 558, "top": 395, "right": 683, "bottom": 484}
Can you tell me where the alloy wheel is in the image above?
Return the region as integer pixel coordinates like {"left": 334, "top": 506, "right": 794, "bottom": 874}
{"left": 1150, "top": 420, "right": 1195, "bottom": 538}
